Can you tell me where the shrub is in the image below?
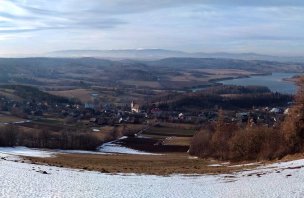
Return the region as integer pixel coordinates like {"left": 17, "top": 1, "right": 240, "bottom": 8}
{"left": 189, "top": 130, "right": 212, "bottom": 157}
{"left": 229, "top": 126, "right": 285, "bottom": 160}
{"left": 189, "top": 76, "right": 304, "bottom": 161}
{"left": 282, "top": 77, "right": 304, "bottom": 153}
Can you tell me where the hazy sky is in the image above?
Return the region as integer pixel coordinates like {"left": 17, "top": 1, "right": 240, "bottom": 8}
{"left": 0, "top": 0, "right": 303, "bottom": 56}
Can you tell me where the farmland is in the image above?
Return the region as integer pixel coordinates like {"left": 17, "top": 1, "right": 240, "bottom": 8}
{"left": 142, "top": 126, "right": 195, "bottom": 137}
{"left": 0, "top": 114, "right": 25, "bottom": 123}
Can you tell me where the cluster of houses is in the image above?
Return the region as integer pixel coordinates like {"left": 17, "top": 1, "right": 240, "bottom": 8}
{"left": 0, "top": 97, "right": 50, "bottom": 117}
{"left": 0, "top": 94, "right": 291, "bottom": 128}
{"left": 147, "top": 106, "right": 291, "bottom": 127}
{"left": 233, "top": 107, "right": 290, "bottom": 126}
{"left": 0, "top": 96, "right": 148, "bottom": 126}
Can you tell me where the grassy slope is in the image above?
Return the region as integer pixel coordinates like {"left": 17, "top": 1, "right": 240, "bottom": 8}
{"left": 26, "top": 153, "right": 258, "bottom": 175}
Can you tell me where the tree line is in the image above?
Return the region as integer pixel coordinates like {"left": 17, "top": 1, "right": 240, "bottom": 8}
{"left": 0, "top": 125, "right": 128, "bottom": 150}
{"left": 189, "top": 77, "right": 304, "bottom": 160}
{"left": 158, "top": 92, "right": 292, "bottom": 111}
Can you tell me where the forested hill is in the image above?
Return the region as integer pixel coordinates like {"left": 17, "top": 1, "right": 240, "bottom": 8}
{"left": 0, "top": 57, "right": 302, "bottom": 87}
{"left": 146, "top": 58, "right": 304, "bottom": 73}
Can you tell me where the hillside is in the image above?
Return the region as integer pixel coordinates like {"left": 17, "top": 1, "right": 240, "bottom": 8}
{"left": 1, "top": 150, "right": 304, "bottom": 198}
{"left": 47, "top": 49, "right": 304, "bottom": 63}
{"left": 0, "top": 57, "right": 303, "bottom": 90}
{"left": 0, "top": 85, "right": 72, "bottom": 104}
{"left": 146, "top": 58, "right": 304, "bottom": 73}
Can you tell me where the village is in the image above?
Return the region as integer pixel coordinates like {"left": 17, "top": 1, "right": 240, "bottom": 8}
{"left": 0, "top": 88, "right": 291, "bottom": 130}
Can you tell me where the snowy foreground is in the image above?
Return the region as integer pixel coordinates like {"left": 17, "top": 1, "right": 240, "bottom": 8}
{"left": 0, "top": 151, "right": 304, "bottom": 198}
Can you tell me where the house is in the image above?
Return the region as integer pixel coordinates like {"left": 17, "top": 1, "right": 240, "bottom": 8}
{"left": 85, "top": 103, "right": 95, "bottom": 110}
{"left": 178, "top": 113, "right": 184, "bottom": 119}
{"left": 89, "top": 117, "right": 97, "bottom": 123}
{"left": 236, "top": 112, "right": 249, "bottom": 123}
{"left": 131, "top": 101, "right": 140, "bottom": 113}
{"left": 270, "top": 108, "right": 281, "bottom": 114}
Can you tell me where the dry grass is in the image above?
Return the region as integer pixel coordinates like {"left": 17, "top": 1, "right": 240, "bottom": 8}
{"left": 280, "top": 153, "right": 304, "bottom": 162}
{"left": 162, "top": 137, "right": 192, "bottom": 146}
{"left": 26, "top": 153, "right": 258, "bottom": 175}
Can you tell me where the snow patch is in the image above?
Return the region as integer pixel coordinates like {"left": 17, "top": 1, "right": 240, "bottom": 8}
{"left": 98, "top": 142, "right": 159, "bottom": 155}
{"left": 57, "top": 149, "right": 111, "bottom": 155}
{"left": 0, "top": 147, "right": 54, "bottom": 158}
{"left": 98, "top": 136, "right": 161, "bottom": 155}
{"left": 229, "top": 162, "right": 261, "bottom": 167}
{"left": 208, "top": 162, "right": 230, "bottom": 167}
{"left": 0, "top": 145, "right": 158, "bottom": 158}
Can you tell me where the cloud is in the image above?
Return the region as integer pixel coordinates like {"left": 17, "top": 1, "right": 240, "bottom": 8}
{"left": 0, "top": 0, "right": 128, "bottom": 34}
{"left": 0, "top": 0, "right": 303, "bottom": 56}
{"left": 1, "top": 0, "right": 303, "bottom": 34}
{"left": 12, "top": 0, "right": 304, "bottom": 13}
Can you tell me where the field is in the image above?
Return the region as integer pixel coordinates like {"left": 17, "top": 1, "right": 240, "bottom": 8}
{"left": 26, "top": 152, "right": 257, "bottom": 175}
{"left": 120, "top": 80, "right": 162, "bottom": 89}
{"left": 162, "top": 137, "right": 192, "bottom": 146}
{"left": 168, "top": 69, "right": 255, "bottom": 84}
{"left": 143, "top": 126, "right": 196, "bottom": 137}
{"left": 0, "top": 114, "right": 26, "bottom": 123}
{"left": 192, "top": 69, "right": 255, "bottom": 75}
{"left": 0, "top": 89, "right": 22, "bottom": 101}
{"left": 49, "top": 89, "right": 94, "bottom": 103}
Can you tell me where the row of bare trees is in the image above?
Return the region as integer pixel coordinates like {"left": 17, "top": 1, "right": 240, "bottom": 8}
{"left": 0, "top": 127, "right": 115, "bottom": 151}
{"left": 0, "top": 124, "right": 137, "bottom": 150}
{"left": 0, "top": 126, "right": 104, "bottom": 150}
{"left": 189, "top": 117, "right": 286, "bottom": 161}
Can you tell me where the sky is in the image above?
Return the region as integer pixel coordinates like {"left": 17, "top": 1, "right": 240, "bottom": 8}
{"left": 0, "top": 0, "right": 303, "bottom": 57}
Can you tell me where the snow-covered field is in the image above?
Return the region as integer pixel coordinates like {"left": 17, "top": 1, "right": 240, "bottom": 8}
{"left": 0, "top": 151, "right": 304, "bottom": 197}
{"left": 0, "top": 144, "right": 157, "bottom": 157}
{"left": 0, "top": 147, "right": 54, "bottom": 158}
{"left": 98, "top": 136, "right": 159, "bottom": 155}
{"left": 98, "top": 141, "right": 158, "bottom": 155}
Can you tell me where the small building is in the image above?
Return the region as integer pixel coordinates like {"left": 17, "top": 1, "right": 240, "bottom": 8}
{"left": 85, "top": 103, "right": 95, "bottom": 110}
{"left": 89, "top": 117, "right": 97, "bottom": 123}
{"left": 270, "top": 108, "right": 281, "bottom": 114}
{"left": 131, "top": 101, "right": 140, "bottom": 113}
{"left": 178, "top": 113, "right": 184, "bottom": 119}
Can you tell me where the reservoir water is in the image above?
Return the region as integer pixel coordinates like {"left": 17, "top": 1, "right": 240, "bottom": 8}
{"left": 219, "top": 72, "right": 300, "bottom": 94}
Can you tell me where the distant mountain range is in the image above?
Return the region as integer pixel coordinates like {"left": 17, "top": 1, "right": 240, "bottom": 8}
{"left": 47, "top": 49, "right": 304, "bottom": 63}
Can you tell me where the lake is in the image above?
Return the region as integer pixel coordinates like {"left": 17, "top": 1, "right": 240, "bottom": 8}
{"left": 219, "top": 72, "right": 300, "bottom": 94}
